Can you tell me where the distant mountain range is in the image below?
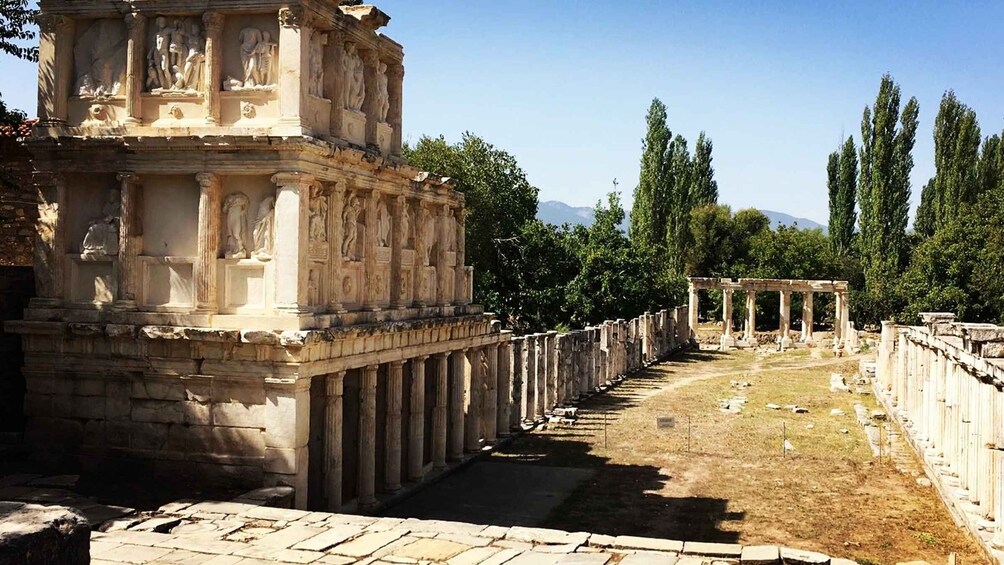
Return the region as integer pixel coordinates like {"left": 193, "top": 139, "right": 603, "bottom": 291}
{"left": 536, "top": 200, "right": 826, "bottom": 233}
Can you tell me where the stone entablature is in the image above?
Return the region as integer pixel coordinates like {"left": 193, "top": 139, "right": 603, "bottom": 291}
{"left": 687, "top": 277, "right": 853, "bottom": 351}
{"left": 875, "top": 315, "right": 1004, "bottom": 562}
{"left": 35, "top": 1, "right": 404, "bottom": 153}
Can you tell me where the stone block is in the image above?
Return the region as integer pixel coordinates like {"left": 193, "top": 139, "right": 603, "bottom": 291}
{"left": 0, "top": 502, "right": 90, "bottom": 565}
{"left": 132, "top": 399, "right": 184, "bottom": 424}
{"left": 682, "top": 540, "right": 741, "bottom": 557}
{"left": 264, "top": 388, "right": 310, "bottom": 449}
{"left": 619, "top": 552, "right": 677, "bottom": 565}
{"left": 614, "top": 535, "right": 683, "bottom": 553}
{"left": 780, "top": 547, "right": 830, "bottom": 564}
{"left": 213, "top": 381, "right": 266, "bottom": 405}
{"left": 132, "top": 378, "right": 186, "bottom": 401}
{"left": 183, "top": 400, "right": 212, "bottom": 425}
{"left": 130, "top": 422, "right": 170, "bottom": 451}
{"left": 741, "top": 545, "right": 781, "bottom": 564}
{"left": 264, "top": 447, "right": 301, "bottom": 474}
{"left": 105, "top": 395, "right": 132, "bottom": 420}
{"left": 213, "top": 401, "right": 266, "bottom": 428}
{"left": 212, "top": 426, "right": 266, "bottom": 456}
{"left": 164, "top": 424, "right": 212, "bottom": 453}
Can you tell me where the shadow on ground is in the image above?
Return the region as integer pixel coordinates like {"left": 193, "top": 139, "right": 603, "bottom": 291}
{"left": 385, "top": 350, "right": 742, "bottom": 543}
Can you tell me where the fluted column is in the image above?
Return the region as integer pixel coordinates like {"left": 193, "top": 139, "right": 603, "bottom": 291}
{"left": 497, "top": 337, "right": 512, "bottom": 435}
{"left": 277, "top": 7, "right": 308, "bottom": 131}
{"left": 272, "top": 173, "right": 313, "bottom": 313}
{"left": 522, "top": 336, "right": 535, "bottom": 422}
{"left": 484, "top": 343, "right": 499, "bottom": 442}
{"left": 35, "top": 15, "right": 73, "bottom": 126}
{"left": 408, "top": 356, "right": 427, "bottom": 481}
{"left": 802, "top": 292, "right": 814, "bottom": 342}
{"left": 390, "top": 195, "right": 406, "bottom": 308}
{"left": 114, "top": 173, "right": 141, "bottom": 310}
{"left": 362, "top": 190, "right": 380, "bottom": 311}
{"left": 534, "top": 334, "right": 547, "bottom": 418}
{"left": 328, "top": 182, "right": 346, "bottom": 312}
{"left": 432, "top": 352, "right": 448, "bottom": 469}
{"left": 385, "top": 360, "right": 404, "bottom": 492}
{"left": 194, "top": 173, "right": 221, "bottom": 313}
{"left": 387, "top": 62, "right": 404, "bottom": 157}
{"left": 688, "top": 283, "right": 699, "bottom": 337}
{"left": 464, "top": 347, "right": 482, "bottom": 453}
{"left": 448, "top": 349, "right": 466, "bottom": 461}
{"left": 358, "top": 364, "right": 378, "bottom": 509}
{"left": 454, "top": 208, "right": 467, "bottom": 305}
{"left": 833, "top": 291, "right": 844, "bottom": 348}
{"left": 779, "top": 290, "right": 792, "bottom": 349}
{"left": 545, "top": 331, "right": 558, "bottom": 410}
{"left": 202, "top": 12, "right": 224, "bottom": 124}
{"left": 509, "top": 338, "right": 522, "bottom": 429}
{"left": 31, "top": 172, "right": 67, "bottom": 306}
{"left": 324, "top": 371, "right": 344, "bottom": 511}
{"left": 123, "top": 12, "right": 145, "bottom": 124}
{"left": 744, "top": 290, "right": 756, "bottom": 339}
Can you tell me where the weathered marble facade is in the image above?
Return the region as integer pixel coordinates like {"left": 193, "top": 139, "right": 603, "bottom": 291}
{"left": 875, "top": 314, "right": 1004, "bottom": 563}
{"left": 10, "top": 0, "right": 494, "bottom": 512}
{"left": 688, "top": 277, "right": 855, "bottom": 351}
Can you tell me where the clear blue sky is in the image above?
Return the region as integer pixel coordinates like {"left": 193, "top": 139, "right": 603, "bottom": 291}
{"left": 4, "top": 1, "right": 1004, "bottom": 224}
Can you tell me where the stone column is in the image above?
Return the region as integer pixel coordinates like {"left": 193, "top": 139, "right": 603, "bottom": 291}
{"left": 362, "top": 190, "right": 380, "bottom": 311}
{"left": 546, "top": 331, "right": 559, "bottom": 409}
{"left": 362, "top": 48, "right": 380, "bottom": 147}
{"left": 802, "top": 292, "right": 814, "bottom": 343}
{"left": 272, "top": 173, "right": 313, "bottom": 313}
{"left": 277, "top": 7, "right": 308, "bottom": 131}
{"left": 436, "top": 205, "right": 452, "bottom": 307}
{"left": 193, "top": 173, "right": 221, "bottom": 313}
{"left": 833, "top": 291, "right": 844, "bottom": 349}
{"left": 522, "top": 336, "right": 535, "bottom": 423}
{"left": 688, "top": 283, "right": 699, "bottom": 338}
{"left": 387, "top": 62, "right": 404, "bottom": 157}
{"left": 412, "top": 202, "right": 429, "bottom": 307}
{"left": 264, "top": 377, "right": 311, "bottom": 509}
{"left": 535, "top": 334, "right": 547, "bottom": 418}
{"left": 508, "top": 338, "right": 521, "bottom": 430}
{"left": 454, "top": 208, "right": 468, "bottom": 305}
{"left": 497, "top": 336, "right": 513, "bottom": 435}
{"left": 484, "top": 343, "right": 499, "bottom": 442}
{"left": 31, "top": 173, "right": 67, "bottom": 306}
{"left": 202, "top": 12, "right": 224, "bottom": 124}
{"left": 448, "top": 349, "right": 466, "bottom": 461}
{"left": 841, "top": 291, "right": 851, "bottom": 344}
{"left": 744, "top": 290, "right": 756, "bottom": 340}
{"left": 358, "top": 364, "right": 378, "bottom": 509}
{"left": 721, "top": 288, "right": 735, "bottom": 349}
{"left": 464, "top": 347, "right": 483, "bottom": 453}
{"left": 390, "top": 195, "right": 406, "bottom": 308}
{"left": 408, "top": 356, "right": 427, "bottom": 481}
{"left": 992, "top": 383, "right": 1004, "bottom": 549}
{"left": 114, "top": 173, "right": 141, "bottom": 310}
{"left": 384, "top": 360, "right": 404, "bottom": 492}
{"left": 432, "top": 352, "right": 448, "bottom": 470}
{"left": 779, "top": 290, "right": 792, "bottom": 350}
{"left": 327, "top": 182, "right": 346, "bottom": 312}
{"left": 324, "top": 371, "right": 344, "bottom": 511}
{"left": 123, "top": 12, "right": 145, "bottom": 125}
{"left": 35, "top": 15, "right": 73, "bottom": 126}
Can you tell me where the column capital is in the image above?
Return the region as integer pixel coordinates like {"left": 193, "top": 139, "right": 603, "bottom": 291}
{"left": 195, "top": 172, "right": 219, "bottom": 188}
{"left": 117, "top": 172, "right": 139, "bottom": 184}
{"left": 271, "top": 172, "right": 315, "bottom": 188}
{"left": 433, "top": 351, "right": 450, "bottom": 361}
{"left": 203, "top": 11, "right": 225, "bottom": 32}
{"left": 364, "top": 363, "right": 379, "bottom": 373}
{"left": 325, "top": 371, "right": 345, "bottom": 396}
{"left": 388, "top": 359, "right": 406, "bottom": 368}
{"left": 414, "top": 354, "right": 430, "bottom": 362}
{"left": 278, "top": 6, "right": 303, "bottom": 28}
{"left": 124, "top": 11, "right": 145, "bottom": 29}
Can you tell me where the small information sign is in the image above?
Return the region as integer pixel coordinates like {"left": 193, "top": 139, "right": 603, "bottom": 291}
{"left": 656, "top": 416, "right": 676, "bottom": 429}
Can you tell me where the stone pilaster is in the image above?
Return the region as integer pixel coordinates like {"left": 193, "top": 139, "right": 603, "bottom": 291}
{"left": 202, "top": 12, "right": 225, "bottom": 124}
{"left": 385, "top": 360, "right": 404, "bottom": 492}
{"left": 277, "top": 7, "right": 308, "bottom": 132}
{"left": 114, "top": 172, "right": 141, "bottom": 309}
{"left": 193, "top": 173, "right": 221, "bottom": 313}
{"left": 362, "top": 190, "right": 380, "bottom": 311}
{"left": 464, "top": 347, "right": 482, "bottom": 453}
{"left": 362, "top": 49, "right": 380, "bottom": 147}
{"left": 436, "top": 205, "right": 452, "bottom": 307}
{"left": 324, "top": 371, "right": 344, "bottom": 511}
{"left": 454, "top": 208, "right": 467, "bottom": 305}
{"left": 325, "top": 29, "right": 345, "bottom": 136}
{"left": 123, "top": 13, "right": 145, "bottom": 125}
{"left": 448, "top": 349, "right": 466, "bottom": 461}
{"left": 31, "top": 172, "right": 66, "bottom": 306}
{"left": 327, "top": 181, "right": 346, "bottom": 312}
{"left": 264, "top": 377, "right": 311, "bottom": 510}
{"left": 802, "top": 292, "right": 814, "bottom": 342}
{"left": 271, "top": 173, "right": 313, "bottom": 313}
{"left": 358, "top": 364, "right": 378, "bottom": 509}
{"left": 432, "top": 352, "right": 448, "bottom": 469}
{"left": 779, "top": 290, "right": 792, "bottom": 349}
{"left": 390, "top": 195, "right": 405, "bottom": 308}
{"left": 387, "top": 62, "right": 404, "bottom": 157}
{"left": 412, "top": 201, "right": 429, "bottom": 307}
{"left": 35, "top": 15, "right": 73, "bottom": 126}
{"left": 484, "top": 343, "right": 498, "bottom": 443}
{"left": 408, "top": 356, "right": 427, "bottom": 481}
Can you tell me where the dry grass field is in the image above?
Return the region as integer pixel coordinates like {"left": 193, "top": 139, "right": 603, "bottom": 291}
{"left": 493, "top": 348, "right": 990, "bottom": 565}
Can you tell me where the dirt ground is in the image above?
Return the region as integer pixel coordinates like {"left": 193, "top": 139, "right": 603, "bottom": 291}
{"left": 493, "top": 348, "right": 990, "bottom": 565}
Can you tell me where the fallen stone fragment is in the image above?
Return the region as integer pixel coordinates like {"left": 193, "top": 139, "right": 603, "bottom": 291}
{"left": 916, "top": 478, "right": 932, "bottom": 487}
{"left": 0, "top": 501, "right": 90, "bottom": 565}
{"left": 838, "top": 429, "right": 849, "bottom": 434}
{"left": 791, "top": 406, "right": 808, "bottom": 414}
{"left": 829, "top": 409, "right": 845, "bottom": 416}
{"left": 766, "top": 403, "right": 781, "bottom": 410}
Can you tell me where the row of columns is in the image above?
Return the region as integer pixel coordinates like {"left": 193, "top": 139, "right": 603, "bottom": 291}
{"left": 876, "top": 320, "right": 1004, "bottom": 552}
{"left": 687, "top": 283, "right": 850, "bottom": 351}
{"left": 508, "top": 306, "right": 690, "bottom": 426}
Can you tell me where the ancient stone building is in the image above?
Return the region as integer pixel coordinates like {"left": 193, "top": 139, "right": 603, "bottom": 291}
{"left": 8, "top": 0, "right": 505, "bottom": 511}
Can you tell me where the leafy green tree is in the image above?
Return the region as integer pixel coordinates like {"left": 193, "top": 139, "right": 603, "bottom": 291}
{"left": 1, "top": 0, "right": 36, "bottom": 125}
{"left": 404, "top": 133, "right": 539, "bottom": 325}
{"left": 858, "top": 73, "right": 918, "bottom": 317}
{"left": 690, "top": 132, "right": 718, "bottom": 207}
{"left": 977, "top": 133, "right": 1003, "bottom": 197}
{"left": 827, "top": 136, "right": 857, "bottom": 253}
{"left": 914, "top": 179, "right": 936, "bottom": 237}
{"left": 501, "top": 220, "right": 581, "bottom": 334}
{"left": 930, "top": 91, "right": 981, "bottom": 229}
{"left": 665, "top": 135, "right": 692, "bottom": 273}
{"left": 630, "top": 99, "right": 671, "bottom": 250}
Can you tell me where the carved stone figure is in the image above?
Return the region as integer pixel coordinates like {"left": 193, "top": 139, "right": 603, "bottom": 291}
{"left": 252, "top": 196, "right": 275, "bottom": 260}
{"left": 342, "top": 43, "right": 365, "bottom": 111}
{"left": 74, "top": 19, "right": 128, "bottom": 97}
{"left": 376, "top": 62, "right": 390, "bottom": 122}
{"left": 377, "top": 200, "right": 391, "bottom": 247}
{"left": 224, "top": 28, "right": 277, "bottom": 90}
{"left": 421, "top": 218, "right": 435, "bottom": 266}
{"left": 147, "top": 17, "right": 205, "bottom": 93}
{"left": 308, "top": 31, "right": 326, "bottom": 98}
{"left": 222, "top": 192, "right": 250, "bottom": 259}
{"left": 341, "top": 195, "right": 361, "bottom": 259}
{"left": 400, "top": 204, "right": 411, "bottom": 249}
{"left": 81, "top": 189, "right": 121, "bottom": 255}
{"left": 309, "top": 184, "right": 328, "bottom": 242}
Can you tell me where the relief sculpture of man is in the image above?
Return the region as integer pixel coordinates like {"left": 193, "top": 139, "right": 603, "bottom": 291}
{"left": 222, "top": 192, "right": 250, "bottom": 259}
{"left": 341, "top": 195, "right": 361, "bottom": 259}
{"left": 252, "top": 196, "right": 274, "bottom": 260}
{"left": 81, "top": 189, "right": 121, "bottom": 255}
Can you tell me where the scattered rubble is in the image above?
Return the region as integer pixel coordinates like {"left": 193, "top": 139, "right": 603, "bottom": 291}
{"left": 830, "top": 373, "right": 851, "bottom": 393}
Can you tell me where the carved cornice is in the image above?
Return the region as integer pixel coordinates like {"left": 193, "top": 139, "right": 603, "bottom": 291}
{"left": 271, "top": 171, "right": 315, "bottom": 187}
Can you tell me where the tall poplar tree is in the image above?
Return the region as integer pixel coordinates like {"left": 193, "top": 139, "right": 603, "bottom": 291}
{"left": 690, "top": 132, "right": 718, "bottom": 207}
{"left": 827, "top": 136, "right": 857, "bottom": 254}
{"left": 930, "top": 91, "right": 980, "bottom": 229}
{"left": 665, "top": 135, "right": 692, "bottom": 273}
{"left": 630, "top": 99, "right": 671, "bottom": 250}
{"left": 977, "top": 133, "right": 1003, "bottom": 197}
{"left": 858, "top": 74, "right": 918, "bottom": 301}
